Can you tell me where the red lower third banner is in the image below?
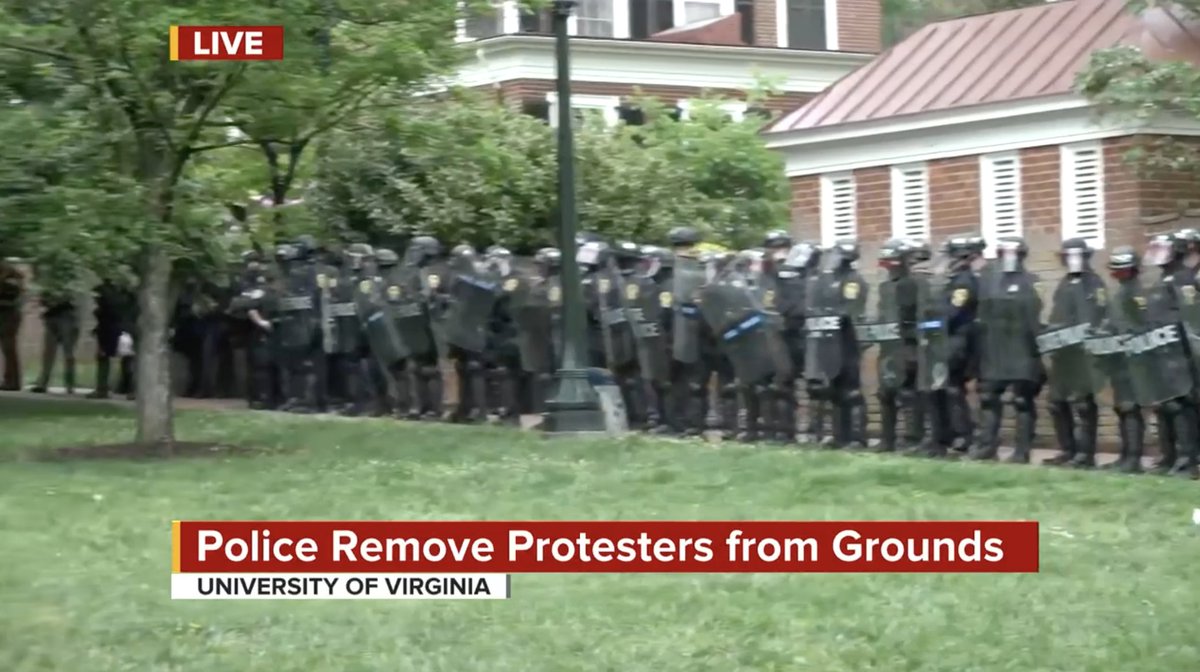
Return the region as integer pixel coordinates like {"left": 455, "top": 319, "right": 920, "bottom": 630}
{"left": 172, "top": 521, "right": 1038, "bottom": 574}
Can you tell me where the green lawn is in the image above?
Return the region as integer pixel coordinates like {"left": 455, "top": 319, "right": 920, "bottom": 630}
{"left": 0, "top": 397, "right": 1197, "bottom": 672}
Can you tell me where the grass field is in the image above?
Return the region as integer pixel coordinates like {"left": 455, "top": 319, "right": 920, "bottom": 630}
{"left": 1, "top": 397, "right": 1198, "bottom": 671}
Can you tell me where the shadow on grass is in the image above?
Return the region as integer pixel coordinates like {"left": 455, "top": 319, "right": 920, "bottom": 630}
{"left": 35, "top": 441, "right": 268, "bottom": 462}
{"left": 0, "top": 395, "right": 129, "bottom": 419}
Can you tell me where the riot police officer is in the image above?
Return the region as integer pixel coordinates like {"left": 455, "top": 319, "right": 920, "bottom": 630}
{"left": 667, "top": 226, "right": 709, "bottom": 435}
{"left": 29, "top": 259, "right": 80, "bottom": 395}
{"left": 1096, "top": 246, "right": 1145, "bottom": 473}
{"left": 804, "top": 239, "right": 867, "bottom": 449}
{"left": 919, "top": 236, "right": 984, "bottom": 457}
{"left": 393, "top": 236, "right": 444, "bottom": 420}
{"left": 1041, "top": 238, "right": 1107, "bottom": 467}
{"left": 1140, "top": 232, "right": 1199, "bottom": 477}
{"left": 637, "top": 245, "right": 675, "bottom": 432}
{"left": 778, "top": 243, "right": 822, "bottom": 440}
{"left": 530, "top": 247, "right": 563, "bottom": 413}
{"left": 232, "top": 251, "right": 279, "bottom": 410}
{"left": 973, "top": 237, "right": 1043, "bottom": 463}
{"left": 870, "top": 238, "right": 926, "bottom": 453}
{"left": 442, "top": 244, "right": 499, "bottom": 423}
{"left": 485, "top": 245, "right": 525, "bottom": 424}
{"left": 276, "top": 241, "right": 320, "bottom": 413}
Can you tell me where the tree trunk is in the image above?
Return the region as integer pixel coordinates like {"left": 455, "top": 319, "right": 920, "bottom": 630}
{"left": 135, "top": 243, "right": 175, "bottom": 446}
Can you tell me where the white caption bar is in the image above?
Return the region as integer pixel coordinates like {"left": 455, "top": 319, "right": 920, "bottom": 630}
{"left": 171, "top": 573, "right": 510, "bottom": 600}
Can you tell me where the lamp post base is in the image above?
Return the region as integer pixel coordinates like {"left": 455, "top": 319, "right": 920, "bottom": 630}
{"left": 542, "top": 367, "right": 609, "bottom": 435}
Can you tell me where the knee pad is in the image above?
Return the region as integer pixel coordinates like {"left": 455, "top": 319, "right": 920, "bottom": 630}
{"left": 844, "top": 389, "right": 864, "bottom": 405}
{"left": 1048, "top": 401, "right": 1069, "bottom": 418}
{"left": 465, "top": 360, "right": 484, "bottom": 373}
{"left": 1115, "top": 401, "right": 1138, "bottom": 415}
{"left": 420, "top": 365, "right": 441, "bottom": 379}
{"left": 1161, "top": 398, "right": 1185, "bottom": 416}
{"left": 877, "top": 388, "right": 896, "bottom": 404}
{"left": 1071, "top": 397, "right": 1097, "bottom": 415}
{"left": 687, "top": 382, "right": 705, "bottom": 396}
{"left": 719, "top": 383, "right": 738, "bottom": 399}
{"left": 1012, "top": 394, "right": 1035, "bottom": 413}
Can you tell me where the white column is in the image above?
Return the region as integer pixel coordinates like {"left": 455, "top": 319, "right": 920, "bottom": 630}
{"left": 501, "top": 0, "right": 521, "bottom": 34}
{"left": 613, "top": 0, "right": 631, "bottom": 38}
{"left": 825, "top": 0, "right": 839, "bottom": 50}
{"left": 775, "top": 0, "right": 788, "bottom": 47}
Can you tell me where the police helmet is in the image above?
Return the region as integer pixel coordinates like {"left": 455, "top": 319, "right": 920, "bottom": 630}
{"left": 535, "top": 247, "right": 562, "bottom": 270}
{"left": 375, "top": 248, "right": 399, "bottom": 268}
{"left": 668, "top": 226, "right": 701, "bottom": 248}
{"left": 762, "top": 229, "right": 792, "bottom": 250}
{"left": 1107, "top": 245, "right": 1138, "bottom": 271}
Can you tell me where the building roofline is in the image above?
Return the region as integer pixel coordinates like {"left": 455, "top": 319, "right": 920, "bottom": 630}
{"left": 768, "top": 94, "right": 1200, "bottom": 176}
{"left": 467, "top": 33, "right": 876, "bottom": 67}
{"left": 449, "top": 34, "right": 872, "bottom": 94}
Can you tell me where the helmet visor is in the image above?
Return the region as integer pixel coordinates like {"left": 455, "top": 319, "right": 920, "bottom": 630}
{"left": 1143, "top": 240, "right": 1173, "bottom": 267}
{"left": 784, "top": 244, "right": 813, "bottom": 270}
{"left": 576, "top": 242, "right": 602, "bottom": 267}
{"left": 998, "top": 241, "right": 1020, "bottom": 273}
{"left": 1063, "top": 248, "right": 1085, "bottom": 274}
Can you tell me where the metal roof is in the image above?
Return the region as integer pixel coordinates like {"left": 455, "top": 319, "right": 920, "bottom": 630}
{"left": 768, "top": 0, "right": 1200, "bottom": 134}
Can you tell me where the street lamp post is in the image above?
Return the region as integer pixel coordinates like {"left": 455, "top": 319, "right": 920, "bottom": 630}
{"left": 543, "top": 0, "right": 606, "bottom": 434}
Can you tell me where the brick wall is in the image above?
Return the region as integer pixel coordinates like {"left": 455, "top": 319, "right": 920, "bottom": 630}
{"left": 754, "top": 0, "right": 777, "bottom": 47}
{"left": 495, "top": 78, "right": 813, "bottom": 114}
{"left": 839, "top": 0, "right": 883, "bottom": 53}
{"left": 784, "top": 134, "right": 1200, "bottom": 451}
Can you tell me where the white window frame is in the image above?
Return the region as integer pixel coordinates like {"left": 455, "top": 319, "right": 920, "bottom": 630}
{"left": 889, "top": 162, "right": 930, "bottom": 240}
{"left": 676, "top": 99, "right": 748, "bottom": 122}
{"left": 819, "top": 171, "right": 856, "bottom": 247}
{"left": 546, "top": 92, "right": 621, "bottom": 128}
{"left": 567, "top": 0, "right": 631, "bottom": 38}
{"left": 456, "top": 1, "right": 631, "bottom": 40}
{"left": 674, "top": 0, "right": 735, "bottom": 25}
{"left": 979, "top": 152, "right": 1023, "bottom": 258}
{"left": 455, "top": 1, "right": 520, "bottom": 42}
{"left": 1060, "top": 141, "right": 1105, "bottom": 249}
{"left": 776, "top": 0, "right": 839, "bottom": 50}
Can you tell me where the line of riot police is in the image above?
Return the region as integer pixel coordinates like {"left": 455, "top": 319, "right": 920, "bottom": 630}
{"left": 226, "top": 226, "right": 1200, "bottom": 480}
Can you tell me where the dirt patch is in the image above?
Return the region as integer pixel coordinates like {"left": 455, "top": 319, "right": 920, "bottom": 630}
{"left": 37, "top": 441, "right": 264, "bottom": 462}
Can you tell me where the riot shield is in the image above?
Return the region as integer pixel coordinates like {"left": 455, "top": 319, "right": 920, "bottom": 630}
{"left": 593, "top": 267, "right": 637, "bottom": 370}
{"left": 914, "top": 273, "right": 950, "bottom": 392}
{"left": 609, "top": 262, "right": 670, "bottom": 384}
{"left": 355, "top": 275, "right": 406, "bottom": 367}
{"left": 803, "top": 274, "right": 843, "bottom": 383}
{"left": 315, "top": 266, "right": 337, "bottom": 354}
{"left": 1178, "top": 283, "right": 1200, "bottom": 371}
{"left": 977, "top": 269, "right": 1041, "bottom": 383}
{"left": 509, "top": 275, "right": 555, "bottom": 374}
{"left": 857, "top": 321, "right": 904, "bottom": 390}
{"left": 1036, "top": 323, "right": 1102, "bottom": 399}
{"left": 379, "top": 267, "right": 431, "bottom": 360}
{"left": 277, "top": 266, "right": 316, "bottom": 353}
{"left": 1084, "top": 330, "right": 1131, "bottom": 403}
{"left": 700, "top": 278, "right": 780, "bottom": 383}
{"left": 1125, "top": 321, "right": 1194, "bottom": 405}
{"left": 329, "top": 271, "right": 361, "bottom": 355}
{"left": 442, "top": 257, "right": 500, "bottom": 354}
{"left": 672, "top": 255, "right": 706, "bottom": 364}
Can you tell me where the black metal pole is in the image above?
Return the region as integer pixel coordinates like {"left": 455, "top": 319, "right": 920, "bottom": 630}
{"left": 543, "top": 0, "right": 605, "bottom": 434}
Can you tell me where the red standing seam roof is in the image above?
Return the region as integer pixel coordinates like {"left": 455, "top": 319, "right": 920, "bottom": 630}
{"left": 768, "top": 0, "right": 1200, "bottom": 134}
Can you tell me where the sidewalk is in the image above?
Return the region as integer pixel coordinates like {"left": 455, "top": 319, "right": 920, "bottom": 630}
{"left": 3, "top": 388, "right": 1160, "bottom": 470}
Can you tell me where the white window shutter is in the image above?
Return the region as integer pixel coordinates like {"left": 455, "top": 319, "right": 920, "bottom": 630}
{"left": 819, "top": 172, "right": 856, "bottom": 247}
{"left": 890, "top": 163, "right": 930, "bottom": 240}
{"left": 980, "top": 152, "right": 1022, "bottom": 257}
{"left": 1060, "top": 142, "right": 1105, "bottom": 249}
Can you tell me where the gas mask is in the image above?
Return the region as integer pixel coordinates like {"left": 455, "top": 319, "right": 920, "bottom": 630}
{"left": 577, "top": 241, "right": 603, "bottom": 272}
{"left": 637, "top": 255, "right": 662, "bottom": 280}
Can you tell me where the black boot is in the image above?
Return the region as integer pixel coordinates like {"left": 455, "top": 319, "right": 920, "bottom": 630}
{"left": 846, "top": 390, "right": 867, "bottom": 450}
{"left": 63, "top": 356, "right": 76, "bottom": 395}
{"left": 1168, "top": 404, "right": 1200, "bottom": 479}
{"left": 900, "top": 389, "right": 924, "bottom": 451}
{"left": 969, "top": 392, "right": 1002, "bottom": 461}
{"left": 737, "top": 384, "right": 759, "bottom": 443}
{"left": 1152, "top": 407, "right": 1178, "bottom": 474}
{"left": 1069, "top": 398, "right": 1098, "bottom": 469}
{"left": 1007, "top": 399, "right": 1035, "bottom": 464}
{"left": 807, "top": 390, "right": 827, "bottom": 445}
{"left": 1120, "top": 412, "right": 1145, "bottom": 474}
{"left": 1043, "top": 400, "right": 1075, "bottom": 466}
{"left": 717, "top": 383, "right": 738, "bottom": 440}
{"left": 774, "top": 384, "right": 797, "bottom": 443}
{"left": 876, "top": 392, "right": 898, "bottom": 453}
{"left": 88, "top": 357, "right": 111, "bottom": 399}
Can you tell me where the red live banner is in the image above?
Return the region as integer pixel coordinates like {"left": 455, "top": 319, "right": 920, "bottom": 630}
{"left": 169, "top": 25, "right": 284, "bottom": 61}
{"left": 172, "top": 521, "right": 1039, "bottom": 573}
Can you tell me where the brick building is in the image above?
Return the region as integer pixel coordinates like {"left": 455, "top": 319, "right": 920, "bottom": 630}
{"left": 451, "top": 0, "right": 879, "bottom": 120}
{"left": 767, "top": 0, "right": 1200, "bottom": 277}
